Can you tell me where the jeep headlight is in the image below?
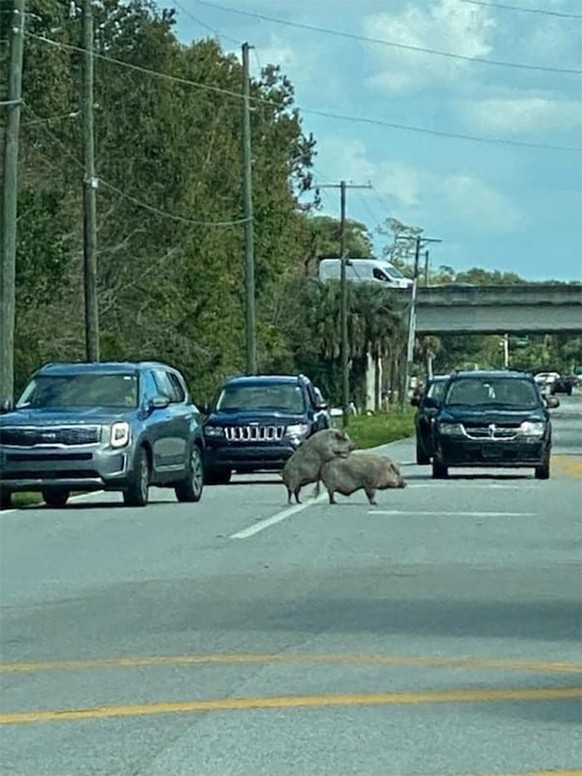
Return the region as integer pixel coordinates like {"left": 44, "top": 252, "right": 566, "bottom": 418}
{"left": 286, "top": 423, "right": 310, "bottom": 437}
{"left": 438, "top": 422, "right": 464, "bottom": 436}
{"left": 204, "top": 425, "right": 224, "bottom": 438}
{"left": 519, "top": 421, "right": 545, "bottom": 437}
{"left": 110, "top": 421, "right": 130, "bottom": 448}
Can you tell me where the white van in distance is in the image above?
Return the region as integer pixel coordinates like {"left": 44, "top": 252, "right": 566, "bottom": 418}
{"left": 318, "top": 258, "right": 414, "bottom": 289}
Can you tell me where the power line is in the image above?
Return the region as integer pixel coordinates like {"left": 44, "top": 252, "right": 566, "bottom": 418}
{"left": 194, "top": 0, "right": 582, "bottom": 75}
{"left": 461, "top": 0, "right": 582, "bottom": 19}
{"left": 172, "top": 0, "right": 241, "bottom": 46}
{"left": 26, "top": 33, "right": 582, "bottom": 153}
{"left": 22, "top": 110, "right": 80, "bottom": 126}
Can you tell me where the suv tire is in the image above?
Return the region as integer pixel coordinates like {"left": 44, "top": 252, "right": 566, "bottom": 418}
{"left": 432, "top": 460, "right": 449, "bottom": 479}
{"left": 123, "top": 446, "right": 150, "bottom": 507}
{"left": 205, "top": 467, "right": 232, "bottom": 486}
{"left": 0, "top": 489, "right": 12, "bottom": 510}
{"left": 42, "top": 489, "right": 70, "bottom": 508}
{"left": 534, "top": 454, "right": 550, "bottom": 480}
{"left": 175, "top": 445, "right": 204, "bottom": 502}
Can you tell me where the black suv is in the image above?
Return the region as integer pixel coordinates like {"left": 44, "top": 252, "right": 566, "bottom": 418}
{"left": 202, "top": 374, "right": 330, "bottom": 483}
{"left": 0, "top": 361, "right": 205, "bottom": 508}
{"left": 429, "top": 370, "right": 553, "bottom": 480}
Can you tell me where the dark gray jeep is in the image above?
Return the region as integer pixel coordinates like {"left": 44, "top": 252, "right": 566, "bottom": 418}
{"left": 0, "top": 361, "right": 205, "bottom": 509}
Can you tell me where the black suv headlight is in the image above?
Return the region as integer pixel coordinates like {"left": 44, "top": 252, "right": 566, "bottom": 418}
{"left": 286, "top": 423, "right": 310, "bottom": 438}
{"left": 518, "top": 421, "right": 545, "bottom": 438}
{"left": 438, "top": 422, "right": 464, "bottom": 437}
{"left": 204, "top": 426, "right": 224, "bottom": 438}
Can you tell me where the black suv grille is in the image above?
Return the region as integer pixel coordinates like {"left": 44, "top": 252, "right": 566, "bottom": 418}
{"left": 224, "top": 425, "right": 285, "bottom": 442}
{"left": 461, "top": 422, "right": 520, "bottom": 440}
{"left": 0, "top": 426, "right": 101, "bottom": 447}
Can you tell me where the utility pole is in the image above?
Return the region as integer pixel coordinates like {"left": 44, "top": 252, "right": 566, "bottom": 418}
{"left": 317, "top": 180, "right": 372, "bottom": 426}
{"left": 0, "top": 0, "right": 25, "bottom": 406}
{"left": 423, "top": 249, "right": 430, "bottom": 286}
{"left": 82, "top": 0, "right": 100, "bottom": 362}
{"left": 403, "top": 235, "right": 441, "bottom": 404}
{"left": 241, "top": 42, "right": 256, "bottom": 375}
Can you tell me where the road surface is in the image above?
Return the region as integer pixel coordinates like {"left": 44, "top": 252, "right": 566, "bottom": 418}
{"left": 1, "top": 395, "right": 581, "bottom": 776}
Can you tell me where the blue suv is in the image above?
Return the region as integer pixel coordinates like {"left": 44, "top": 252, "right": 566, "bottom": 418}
{"left": 0, "top": 361, "right": 205, "bottom": 509}
{"left": 202, "top": 374, "right": 330, "bottom": 484}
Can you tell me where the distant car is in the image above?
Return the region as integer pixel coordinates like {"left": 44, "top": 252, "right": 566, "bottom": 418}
{"left": 534, "top": 371, "right": 575, "bottom": 396}
{"left": 202, "top": 374, "right": 330, "bottom": 484}
{"left": 430, "top": 370, "right": 555, "bottom": 480}
{"left": 0, "top": 361, "right": 205, "bottom": 509}
{"left": 411, "top": 375, "right": 450, "bottom": 465}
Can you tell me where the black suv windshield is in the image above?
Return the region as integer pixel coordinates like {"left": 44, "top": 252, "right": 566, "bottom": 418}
{"left": 444, "top": 376, "right": 540, "bottom": 409}
{"left": 216, "top": 383, "right": 306, "bottom": 413}
{"left": 16, "top": 373, "right": 139, "bottom": 410}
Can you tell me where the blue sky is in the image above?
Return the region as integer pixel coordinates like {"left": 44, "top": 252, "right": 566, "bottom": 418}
{"left": 173, "top": 0, "right": 582, "bottom": 282}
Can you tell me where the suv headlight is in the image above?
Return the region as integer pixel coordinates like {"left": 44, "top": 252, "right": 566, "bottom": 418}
{"left": 286, "top": 423, "right": 310, "bottom": 437}
{"left": 519, "top": 421, "right": 545, "bottom": 437}
{"left": 438, "top": 422, "right": 464, "bottom": 436}
{"left": 110, "top": 421, "right": 130, "bottom": 448}
{"left": 204, "top": 426, "right": 224, "bottom": 437}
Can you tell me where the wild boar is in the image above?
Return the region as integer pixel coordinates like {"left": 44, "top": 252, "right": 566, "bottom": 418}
{"left": 281, "top": 428, "right": 356, "bottom": 504}
{"left": 320, "top": 453, "right": 406, "bottom": 505}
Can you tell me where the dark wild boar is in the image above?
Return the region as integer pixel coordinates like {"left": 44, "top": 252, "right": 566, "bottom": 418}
{"left": 320, "top": 454, "right": 406, "bottom": 505}
{"left": 281, "top": 428, "right": 356, "bottom": 504}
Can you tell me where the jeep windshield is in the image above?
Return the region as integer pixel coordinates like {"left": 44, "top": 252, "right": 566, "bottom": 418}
{"left": 444, "top": 376, "right": 540, "bottom": 410}
{"left": 16, "top": 373, "right": 139, "bottom": 410}
{"left": 215, "top": 384, "right": 306, "bottom": 414}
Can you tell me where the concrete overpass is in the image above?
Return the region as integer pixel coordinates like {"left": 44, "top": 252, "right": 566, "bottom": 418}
{"left": 415, "top": 283, "right": 582, "bottom": 334}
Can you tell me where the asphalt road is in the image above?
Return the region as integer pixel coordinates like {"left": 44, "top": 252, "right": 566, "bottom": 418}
{"left": 1, "top": 395, "right": 581, "bottom": 776}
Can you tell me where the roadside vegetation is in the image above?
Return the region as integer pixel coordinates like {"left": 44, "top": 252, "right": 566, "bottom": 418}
{"left": 338, "top": 411, "right": 415, "bottom": 450}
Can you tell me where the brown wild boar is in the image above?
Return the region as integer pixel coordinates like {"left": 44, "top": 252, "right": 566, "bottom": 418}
{"left": 281, "top": 428, "right": 356, "bottom": 504}
{"left": 320, "top": 454, "right": 406, "bottom": 505}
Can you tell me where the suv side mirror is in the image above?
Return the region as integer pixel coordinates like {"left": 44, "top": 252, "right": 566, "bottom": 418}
{"left": 0, "top": 398, "right": 15, "bottom": 414}
{"left": 197, "top": 402, "right": 210, "bottom": 416}
{"left": 423, "top": 396, "right": 440, "bottom": 410}
{"left": 149, "top": 394, "right": 170, "bottom": 411}
{"left": 410, "top": 395, "right": 420, "bottom": 407}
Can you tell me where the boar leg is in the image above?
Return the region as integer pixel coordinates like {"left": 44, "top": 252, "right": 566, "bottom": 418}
{"left": 365, "top": 487, "right": 377, "bottom": 505}
{"left": 294, "top": 488, "right": 302, "bottom": 504}
{"left": 327, "top": 489, "right": 337, "bottom": 505}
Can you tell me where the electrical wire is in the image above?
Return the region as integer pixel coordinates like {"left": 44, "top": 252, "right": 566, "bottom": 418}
{"left": 193, "top": 0, "right": 582, "bottom": 75}
{"left": 172, "top": 0, "right": 242, "bottom": 46}
{"left": 461, "top": 0, "right": 582, "bottom": 19}
{"left": 26, "top": 33, "right": 582, "bottom": 153}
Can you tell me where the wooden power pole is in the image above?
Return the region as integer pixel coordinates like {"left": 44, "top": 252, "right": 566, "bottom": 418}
{"left": 241, "top": 42, "right": 256, "bottom": 375}
{"left": 317, "top": 180, "right": 371, "bottom": 426}
{"left": 0, "top": 0, "right": 25, "bottom": 405}
{"left": 82, "top": 0, "right": 100, "bottom": 362}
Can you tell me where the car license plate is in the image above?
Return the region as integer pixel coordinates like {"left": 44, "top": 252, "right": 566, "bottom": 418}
{"left": 482, "top": 444, "right": 503, "bottom": 459}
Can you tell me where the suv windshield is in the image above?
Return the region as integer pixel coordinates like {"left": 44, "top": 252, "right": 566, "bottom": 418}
{"left": 444, "top": 376, "right": 540, "bottom": 409}
{"left": 16, "top": 373, "right": 139, "bottom": 410}
{"left": 216, "top": 384, "right": 306, "bottom": 414}
{"left": 427, "top": 379, "right": 447, "bottom": 402}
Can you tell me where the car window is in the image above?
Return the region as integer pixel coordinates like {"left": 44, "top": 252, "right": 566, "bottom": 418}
{"left": 426, "top": 380, "right": 447, "bottom": 402}
{"left": 166, "top": 372, "right": 186, "bottom": 403}
{"left": 445, "top": 377, "right": 540, "bottom": 409}
{"left": 153, "top": 369, "right": 179, "bottom": 402}
{"left": 16, "top": 373, "right": 139, "bottom": 410}
{"left": 142, "top": 371, "right": 159, "bottom": 401}
{"left": 373, "top": 267, "right": 389, "bottom": 282}
{"left": 216, "top": 384, "right": 306, "bottom": 413}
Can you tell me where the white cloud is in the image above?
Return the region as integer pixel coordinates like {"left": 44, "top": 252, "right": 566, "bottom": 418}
{"left": 460, "top": 97, "right": 582, "bottom": 134}
{"left": 316, "top": 137, "right": 525, "bottom": 234}
{"left": 363, "top": 0, "right": 496, "bottom": 94}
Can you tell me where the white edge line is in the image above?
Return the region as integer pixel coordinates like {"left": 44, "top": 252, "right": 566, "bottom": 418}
{"left": 368, "top": 510, "right": 536, "bottom": 517}
{"left": 230, "top": 494, "right": 327, "bottom": 539}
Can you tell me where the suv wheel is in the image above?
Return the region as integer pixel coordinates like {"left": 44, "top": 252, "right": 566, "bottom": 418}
{"left": 175, "top": 446, "right": 204, "bottom": 503}
{"left": 0, "top": 489, "right": 12, "bottom": 510}
{"left": 416, "top": 438, "right": 430, "bottom": 466}
{"left": 123, "top": 446, "right": 150, "bottom": 507}
{"left": 42, "top": 489, "right": 70, "bottom": 508}
{"left": 534, "top": 454, "right": 550, "bottom": 480}
{"left": 432, "top": 460, "right": 449, "bottom": 479}
{"left": 205, "top": 467, "right": 232, "bottom": 485}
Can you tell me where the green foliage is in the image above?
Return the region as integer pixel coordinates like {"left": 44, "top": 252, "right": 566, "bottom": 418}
{"left": 343, "top": 411, "right": 415, "bottom": 450}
